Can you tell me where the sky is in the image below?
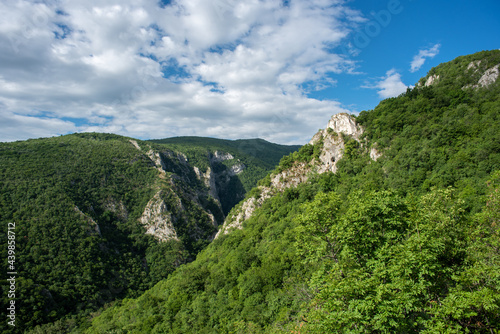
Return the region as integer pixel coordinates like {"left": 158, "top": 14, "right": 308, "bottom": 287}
{"left": 0, "top": 0, "right": 499, "bottom": 144}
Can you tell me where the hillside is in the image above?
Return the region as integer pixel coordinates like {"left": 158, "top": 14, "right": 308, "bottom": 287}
{"left": 0, "top": 134, "right": 298, "bottom": 333}
{"left": 80, "top": 50, "right": 500, "bottom": 333}
{"left": 150, "top": 137, "right": 301, "bottom": 214}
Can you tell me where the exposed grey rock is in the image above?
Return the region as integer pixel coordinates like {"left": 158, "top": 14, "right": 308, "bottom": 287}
{"left": 214, "top": 186, "right": 273, "bottom": 239}
{"left": 129, "top": 139, "right": 141, "bottom": 151}
{"left": 370, "top": 147, "right": 382, "bottom": 161}
{"left": 310, "top": 113, "right": 364, "bottom": 173}
{"left": 147, "top": 149, "right": 167, "bottom": 173}
{"left": 211, "top": 151, "right": 234, "bottom": 162}
{"left": 140, "top": 191, "right": 179, "bottom": 242}
{"left": 463, "top": 62, "right": 499, "bottom": 90}
{"left": 424, "top": 74, "right": 440, "bottom": 87}
{"left": 467, "top": 60, "right": 482, "bottom": 71}
{"left": 193, "top": 166, "right": 220, "bottom": 202}
{"left": 229, "top": 163, "right": 245, "bottom": 175}
{"left": 216, "top": 112, "right": 370, "bottom": 238}
{"left": 477, "top": 65, "right": 499, "bottom": 88}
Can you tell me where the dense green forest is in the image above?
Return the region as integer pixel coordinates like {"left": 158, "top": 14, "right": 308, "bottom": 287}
{"left": 79, "top": 50, "right": 500, "bottom": 333}
{"left": 0, "top": 134, "right": 298, "bottom": 333}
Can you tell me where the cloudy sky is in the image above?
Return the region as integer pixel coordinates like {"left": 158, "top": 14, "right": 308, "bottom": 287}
{"left": 1, "top": 0, "right": 499, "bottom": 144}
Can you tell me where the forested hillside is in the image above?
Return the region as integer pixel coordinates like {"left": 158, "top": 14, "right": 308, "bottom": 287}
{"left": 0, "top": 134, "right": 298, "bottom": 333}
{"left": 81, "top": 50, "right": 500, "bottom": 333}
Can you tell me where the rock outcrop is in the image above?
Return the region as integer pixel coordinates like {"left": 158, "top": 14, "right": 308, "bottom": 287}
{"left": 147, "top": 149, "right": 167, "bottom": 173}
{"left": 126, "top": 140, "right": 225, "bottom": 241}
{"left": 370, "top": 146, "right": 382, "bottom": 161}
{"left": 463, "top": 62, "right": 499, "bottom": 89}
{"left": 310, "top": 113, "right": 364, "bottom": 173}
{"left": 194, "top": 166, "right": 220, "bottom": 202}
{"left": 216, "top": 113, "right": 371, "bottom": 238}
{"left": 140, "top": 191, "right": 179, "bottom": 242}
{"left": 476, "top": 65, "right": 499, "bottom": 88}
{"left": 424, "top": 74, "right": 440, "bottom": 87}
{"left": 192, "top": 151, "right": 247, "bottom": 215}
{"left": 211, "top": 151, "right": 234, "bottom": 162}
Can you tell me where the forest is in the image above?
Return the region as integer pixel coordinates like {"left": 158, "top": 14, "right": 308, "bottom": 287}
{"left": 0, "top": 134, "right": 298, "bottom": 333}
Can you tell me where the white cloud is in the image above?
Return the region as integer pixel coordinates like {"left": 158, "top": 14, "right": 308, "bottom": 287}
{"left": 410, "top": 44, "right": 441, "bottom": 73}
{"left": 0, "top": 111, "right": 77, "bottom": 142}
{"left": 364, "top": 69, "right": 408, "bottom": 99}
{"left": 0, "top": 0, "right": 364, "bottom": 144}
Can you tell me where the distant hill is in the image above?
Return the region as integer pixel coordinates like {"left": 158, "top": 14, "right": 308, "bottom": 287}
{"left": 81, "top": 50, "right": 500, "bottom": 333}
{"left": 150, "top": 136, "right": 301, "bottom": 168}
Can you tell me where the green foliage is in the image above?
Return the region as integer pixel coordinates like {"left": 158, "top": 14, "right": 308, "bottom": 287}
{"left": 0, "top": 133, "right": 272, "bottom": 333}
{"left": 83, "top": 176, "right": 500, "bottom": 333}
{"left": 275, "top": 137, "right": 324, "bottom": 173}
{"left": 0, "top": 134, "right": 163, "bottom": 333}
{"left": 350, "top": 51, "right": 500, "bottom": 211}
{"left": 424, "top": 171, "right": 500, "bottom": 333}
{"left": 82, "top": 182, "right": 324, "bottom": 333}
{"left": 342, "top": 135, "right": 360, "bottom": 160}
{"left": 75, "top": 50, "right": 500, "bottom": 333}
{"left": 300, "top": 189, "right": 471, "bottom": 333}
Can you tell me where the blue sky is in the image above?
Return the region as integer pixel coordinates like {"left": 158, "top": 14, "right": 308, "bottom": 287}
{"left": 319, "top": 0, "right": 500, "bottom": 112}
{"left": 0, "top": 0, "right": 498, "bottom": 144}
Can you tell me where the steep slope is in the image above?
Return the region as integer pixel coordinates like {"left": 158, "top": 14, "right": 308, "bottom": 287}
{"left": 355, "top": 49, "right": 500, "bottom": 210}
{"left": 150, "top": 137, "right": 301, "bottom": 214}
{"left": 0, "top": 133, "right": 297, "bottom": 333}
{"left": 81, "top": 50, "right": 500, "bottom": 333}
{"left": 216, "top": 112, "right": 366, "bottom": 238}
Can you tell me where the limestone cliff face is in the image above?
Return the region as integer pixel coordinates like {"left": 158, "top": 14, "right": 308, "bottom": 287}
{"left": 127, "top": 140, "right": 225, "bottom": 242}
{"left": 216, "top": 113, "right": 374, "bottom": 238}
{"left": 140, "top": 190, "right": 179, "bottom": 242}
{"left": 462, "top": 60, "right": 499, "bottom": 90}
{"left": 423, "top": 74, "right": 440, "bottom": 87}
{"left": 212, "top": 151, "right": 234, "bottom": 162}
{"left": 471, "top": 64, "right": 499, "bottom": 89}
{"left": 193, "top": 166, "right": 219, "bottom": 202}
{"left": 192, "top": 151, "right": 247, "bottom": 215}
{"left": 309, "top": 113, "right": 364, "bottom": 174}
{"left": 192, "top": 152, "right": 245, "bottom": 207}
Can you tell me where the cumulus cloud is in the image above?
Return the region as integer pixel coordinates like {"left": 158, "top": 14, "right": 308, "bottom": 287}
{"left": 0, "top": 0, "right": 364, "bottom": 144}
{"left": 410, "top": 44, "right": 441, "bottom": 73}
{"left": 363, "top": 69, "right": 408, "bottom": 99}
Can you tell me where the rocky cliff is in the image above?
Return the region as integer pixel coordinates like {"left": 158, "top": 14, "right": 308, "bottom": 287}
{"left": 216, "top": 112, "right": 377, "bottom": 238}
{"left": 128, "top": 140, "right": 226, "bottom": 242}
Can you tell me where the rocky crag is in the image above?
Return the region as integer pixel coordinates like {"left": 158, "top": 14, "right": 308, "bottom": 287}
{"left": 216, "top": 112, "right": 380, "bottom": 238}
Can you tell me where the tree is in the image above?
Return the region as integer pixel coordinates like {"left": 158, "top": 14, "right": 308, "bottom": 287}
{"left": 299, "top": 189, "right": 470, "bottom": 333}
{"left": 425, "top": 172, "right": 500, "bottom": 333}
